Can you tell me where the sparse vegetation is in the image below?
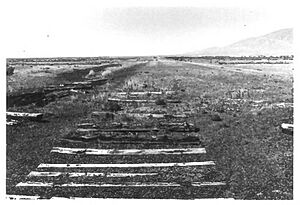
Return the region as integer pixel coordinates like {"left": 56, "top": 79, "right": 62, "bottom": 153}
{"left": 6, "top": 56, "right": 293, "bottom": 199}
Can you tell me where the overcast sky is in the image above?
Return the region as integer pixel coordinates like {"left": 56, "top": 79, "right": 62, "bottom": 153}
{"left": 2, "top": 0, "right": 295, "bottom": 57}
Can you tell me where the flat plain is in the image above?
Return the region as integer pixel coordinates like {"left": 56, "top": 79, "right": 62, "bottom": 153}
{"left": 6, "top": 56, "right": 293, "bottom": 199}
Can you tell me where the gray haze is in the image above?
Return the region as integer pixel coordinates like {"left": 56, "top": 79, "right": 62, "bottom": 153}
{"left": 3, "top": 3, "right": 294, "bottom": 57}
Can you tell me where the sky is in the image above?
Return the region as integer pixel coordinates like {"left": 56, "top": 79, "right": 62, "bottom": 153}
{"left": 2, "top": 0, "right": 295, "bottom": 57}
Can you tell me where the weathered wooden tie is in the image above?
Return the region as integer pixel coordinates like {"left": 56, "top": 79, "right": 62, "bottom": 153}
{"left": 76, "top": 126, "right": 199, "bottom": 133}
{"left": 76, "top": 128, "right": 161, "bottom": 133}
{"left": 91, "top": 111, "right": 188, "bottom": 119}
{"left": 61, "top": 137, "right": 201, "bottom": 144}
{"left": 77, "top": 121, "right": 196, "bottom": 130}
{"left": 87, "top": 78, "right": 108, "bottom": 85}
{"left": 37, "top": 161, "right": 215, "bottom": 168}
{"left": 27, "top": 171, "right": 158, "bottom": 178}
{"left": 16, "top": 181, "right": 225, "bottom": 187}
{"left": 159, "top": 122, "right": 193, "bottom": 126}
{"left": 281, "top": 123, "right": 293, "bottom": 135}
{"left": 6, "top": 119, "right": 20, "bottom": 126}
{"left": 51, "top": 147, "right": 206, "bottom": 155}
{"left": 44, "top": 84, "right": 93, "bottom": 92}
{"left": 115, "top": 91, "right": 175, "bottom": 95}
{"left": 62, "top": 133, "right": 201, "bottom": 144}
{"left": 108, "top": 98, "right": 181, "bottom": 103}
{"left": 124, "top": 113, "right": 187, "bottom": 118}
{"left": 6, "top": 195, "right": 44, "bottom": 200}
{"left": 6, "top": 111, "right": 43, "bottom": 121}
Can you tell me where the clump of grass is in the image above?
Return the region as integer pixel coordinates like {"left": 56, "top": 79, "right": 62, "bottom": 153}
{"left": 122, "top": 77, "right": 143, "bottom": 91}
{"left": 91, "top": 92, "right": 108, "bottom": 102}
{"left": 226, "top": 88, "right": 251, "bottom": 99}
{"left": 102, "top": 101, "right": 122, "bottom": 112}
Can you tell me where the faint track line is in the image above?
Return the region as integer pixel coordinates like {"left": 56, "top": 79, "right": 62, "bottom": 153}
{"left": 27, "top": 171, "right": 158, "bottom": 177}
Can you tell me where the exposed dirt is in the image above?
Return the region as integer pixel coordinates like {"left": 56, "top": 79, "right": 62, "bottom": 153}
{"left": 6, "top": 57, "right": 293, "bottom": 199}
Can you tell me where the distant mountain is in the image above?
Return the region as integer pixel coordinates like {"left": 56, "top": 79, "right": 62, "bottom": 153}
{"left": 185, "top": 28, "right": 293, "bottom": 56}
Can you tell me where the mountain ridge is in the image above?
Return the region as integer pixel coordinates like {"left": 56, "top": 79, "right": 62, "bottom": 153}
{"left": 184, "top": 28, "right": 293, "bottom": 56}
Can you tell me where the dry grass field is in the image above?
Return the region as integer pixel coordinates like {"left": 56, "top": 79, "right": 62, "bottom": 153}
{"left": 6, "top": 57, "right": 293, "bottom": 199}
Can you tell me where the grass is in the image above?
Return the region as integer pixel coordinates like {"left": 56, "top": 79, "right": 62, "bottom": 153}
{"left": 123, "top": 59, "right": 293, "bottom": 199}
{"left": 6, "top": 58, "right": 293, "bottom": 199}
{"left": 6, "top": 60, "right": 145, "bottom": 194}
